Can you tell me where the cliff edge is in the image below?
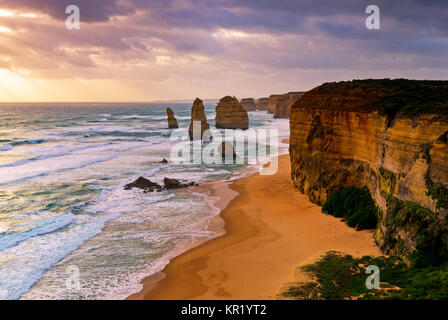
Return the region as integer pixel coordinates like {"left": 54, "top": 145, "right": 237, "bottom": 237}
{"left": 289, "top": 79, "right": 448, "bottom": 264}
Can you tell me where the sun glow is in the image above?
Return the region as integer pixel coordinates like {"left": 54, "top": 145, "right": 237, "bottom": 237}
{"left": 0, "top": 26, "right": 12, "bottom": 33}
{"left": 0, "top": 9, "right": 13, "bottom": 17}
{"left": 19, "top": 13, "right": 37, "bottom": 18}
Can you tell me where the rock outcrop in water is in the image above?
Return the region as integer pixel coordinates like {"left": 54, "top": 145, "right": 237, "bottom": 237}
{"left": 240, "top": 98, "right": 257, "bottom": 111}
{"left": 256, "top": 98, "right": 269, "bottom": 110}
{"left": 218, "top": 141, "right": 237, "bottom": 160}
{"left": 163, "top": 178, "right": 198, "bottom": 189}
{"left": 125, "top": 177, "right": 198, "bottom": 192}
{"left": 124, "top": 177, "right": 163, "bottom": 192}
{"left": 289, "top": 79, "right": 448, "bottom": 262}
{"left": 166, "top": 107, "right": 179, "bottom": 129}
{"left": 189, "top": 98, "right": 210, "bottom": 140}
{"left": 215, "top": 96, "right": 249, "bottom": 130}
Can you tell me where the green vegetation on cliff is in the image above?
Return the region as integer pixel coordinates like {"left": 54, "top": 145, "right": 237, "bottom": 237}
{"left": 282, "top": 251, "right": 448, "bottom": 300}
{"left": 381, "top": 194, "right": 448, "bottom": 268}
{"left": 319, "top": 79, "right": 448, "bottom": 126}
{"left": 322, "top": 187, "right": 378, "bottom": 230}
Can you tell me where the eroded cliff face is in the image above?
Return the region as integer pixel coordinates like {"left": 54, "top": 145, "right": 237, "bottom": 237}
{"left": 267, "top": 95, "right": 279, "bottom": 114}
{"left": 273, "top": 92, "right": 304, "bottom": 119}
{"left": 267, "top": 92, "right": 304, "bottom": 118}
{"left": 240, "top": 98, "right": 257, "bottom": 111}
{"left": 289, "top": 80, "right": 448, "bottom": 262}
{"left": 256, "top": 98, "right": 268, "bottom": 110}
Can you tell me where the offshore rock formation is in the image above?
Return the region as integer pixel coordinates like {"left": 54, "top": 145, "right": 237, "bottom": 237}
{"left": 124, "top": 177, "right": 162, "bottom": 192}
{"left": 215, "top": 96, "right": 249, "bottom": 130}
{"left": 273, "top": 92, "right": 304, "bottom": 119}
{"left": 163, "top": 178, "right": 198, "bottom": 189}
{"left": 166, "top": 107, "right": 179, "bottom": 129}
{"left": 256, "top": 98, "right": 269, "bottom": 110}
{"left": 289, "top": 79, "right": 448, "bottom": 262}
{"left": 125, "top": 176, "right": 198, "bottom": 192}
{"left": 189, "top": 98, "right": 210, "bottom": 140}
{"left": 240, "top": 98, "right": 257, "bottom": 111}
{"left": 218, "top": 141, "right": 237, "bottom": 160}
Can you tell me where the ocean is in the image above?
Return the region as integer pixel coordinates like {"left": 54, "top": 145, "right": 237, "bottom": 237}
{"left": 0, "top": 102, "right": 289, "bottom": 300}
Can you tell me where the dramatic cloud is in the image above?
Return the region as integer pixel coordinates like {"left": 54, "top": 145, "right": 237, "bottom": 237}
{"left": 0, "top": 0, "right": 447, "bottom": 101}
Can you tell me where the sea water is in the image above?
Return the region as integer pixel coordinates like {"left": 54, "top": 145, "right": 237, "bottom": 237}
{"left": 0, "top": 103, "right": 289, "bottom": 300}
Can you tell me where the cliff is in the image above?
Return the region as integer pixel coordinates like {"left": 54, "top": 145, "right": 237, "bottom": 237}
{"left": 267, "top": 92, "right": 304, "bottom": 118}
{"left": 166, "top": 107, "right": 179, "bottom": 129}
{"left": 240, "top": 98, "right": 257, "bottom": 111}
{"left": 273, "top": 92, "right": 304, "bottom": 119}
{"left": 189, "top": 98, "right": 210, "bottom": 140}
{"left": 267, "top": 95, "right": 279, "bottom": 114}
{"left": 215, "top": 96, "right": 249, "bottom": 130}
{"left": 289, "top": 79, "right": 448, "bottom": 263}
{"left": 256, "top": 98, "right": 268, "bottom": 110}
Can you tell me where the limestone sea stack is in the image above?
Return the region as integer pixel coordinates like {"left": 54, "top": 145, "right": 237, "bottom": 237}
{"left": 215, "top": 96, "right": 249, "bottom": 130}
{"left": 188, "top": 98, "right": 210, "bottom": 140}
{"left": 273, "top": 92, "right": 304, "bottom": 119}
{"left": 218, "top": 141, "right": 237, "bottom": 160}
{"left": 166, "top": 107, "right": 179, "bottom": 129}
{"left": 256, "top": 98, "right": 269, "bottom": 110}
{"left": 240, "top": 98, "right": 257, "bottom": 111}
{"left": 289, "top": 79, "right": 448, "bottom": 261}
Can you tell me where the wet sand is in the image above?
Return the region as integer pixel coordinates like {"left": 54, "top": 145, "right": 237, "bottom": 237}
{"left": 129, "top": 155, "right": 380, "bottom": 300}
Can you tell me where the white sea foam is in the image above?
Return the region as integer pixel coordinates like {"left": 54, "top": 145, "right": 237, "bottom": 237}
{"left": 0, "top": 104, "right": 288, "bottom": 300}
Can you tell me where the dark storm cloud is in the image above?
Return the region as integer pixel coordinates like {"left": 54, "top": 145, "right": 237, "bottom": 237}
{"left": 0, "top": 0, "right": 447, "bottom": 83}
{"left": 0, "top": 0, "right": 134, "bottom": 22}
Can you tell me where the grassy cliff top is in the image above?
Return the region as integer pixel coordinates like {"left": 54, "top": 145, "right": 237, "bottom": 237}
{"left": 297, "top": 79, "right": 448, "bottom": 124}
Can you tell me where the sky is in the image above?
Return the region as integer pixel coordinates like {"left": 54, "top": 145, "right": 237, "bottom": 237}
{"left": 0, "top": 0, "right": 447, "bottom": 102}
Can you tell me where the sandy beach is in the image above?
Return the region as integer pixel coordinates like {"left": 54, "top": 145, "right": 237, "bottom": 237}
{"left": 129, "top": 154, "right": 380, "bottom": 300}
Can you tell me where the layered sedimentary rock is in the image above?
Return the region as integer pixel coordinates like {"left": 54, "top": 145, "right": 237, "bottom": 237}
{"left": 189, "top": 98, "right": 210, "bottom": 140}
{"left": 267, "top": 95, "right": 279, "bottom": 114}
{"left": 240, "top": 98, "right": 257, "bottom": 111}
{"left": 166, "top": 107, "right": 179, "bottom": 129}
{"left": 266, "top": 92, "right": 304, "bottom": 118}
{"left": 218, "top": 141, "right": 237, "bottom": 160}
{"left": 289, "top": 79, "right": 448, "bottom": 261}
{"left": 256, "top": 98, "right": 269, "bottom": 110}
{"left": 273, "top": 92, "right": 304, "bottom": 119}
{"left": 215, "top": 96, "right": 249, "bottom": 130}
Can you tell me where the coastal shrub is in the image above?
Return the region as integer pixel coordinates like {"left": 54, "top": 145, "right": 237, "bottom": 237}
{"left": 383, "top": 195, "right": 448, "bottom": 267}
{"left": 322, "top": 187, "right": 378, "bottom": 230}
{"left": 425, "top": 173, "right": 448, "bottom": 210}
{"left": 282, "top": 251, "right": 448, "bottom": 300}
